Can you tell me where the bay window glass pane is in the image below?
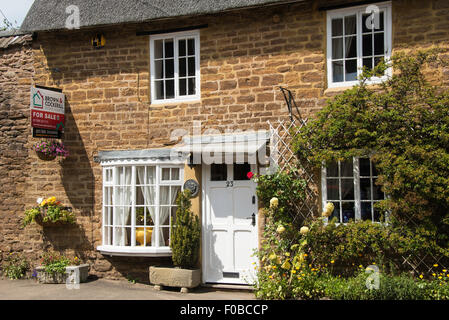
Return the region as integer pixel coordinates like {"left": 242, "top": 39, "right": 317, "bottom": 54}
{"left": 146, "top": 166, "right": 156, "bottom": 184}
{"left": 333, "top": 61, "right": 344, "bottom": 83}
{"left": 372, "top": 162, "right": 379, "bottom": 176}
{"left": 179, "top": 39, "right": 186, "bottom": 56}
{"left": 361, "top": 202, "right": 372, "bottom": 221}
{"left": 164, "top": 39, "right": 174, "bottom": 58}
{"left": 332, "top": 38, "right": 343, "bottom": 59}
{"left": 146, "top": 207, "right": 155, "bottom": 226}
{"left": 162, "top": 168, "right": 170, "bottom": 180}
{"left": 345, "top": 36, "right": 357, "bottom": 58}
{"left": 160, "top": 186, "right": 170, "bottom": 205}
{"left": 345, "top": 59, "right": 358, "bottom": 81}
{"left": 154, "top": 40, "right": 163, "bottom": 59}
{"left": 161, "top": 227, "right": 170, "bottom": 246}
{"left": 332, "top": 18, "right": 343, "bottom": 36}
{"left": 360, "top": 178, "right": 371, "bottom": 200}
{"left": 363, "top": 34, "right": 372, "bottom": 56}
{"left": 188, "top": 78, "right": 196, "bottom": 95}
{"left": 326, "top": 179, "right": 339, "bottom": 200}
{"left": 171, "top": 168, "right": 180, "bottom": 180}
{"left": 342, "top": 202, "right": 355, "bottom": 223}
{"left": 341, "top": 179, "right": 354, "bottom": 200}
{"left": 171, "top": 186, "right": 181, "bottom": 204}
{"left": 166, "top": 80, "right": 175, "bottom": 99}
{"left": 159, "top": 207, "right": 170, "bottom": 225}
{"left": 344, "top": 15, "right": 356, "bottom": 35}
{"left": 136, "top": 207, "right": 145, "bottom": 226}
{"left": 188, "top": 38, "right": 195, "bottom": 55}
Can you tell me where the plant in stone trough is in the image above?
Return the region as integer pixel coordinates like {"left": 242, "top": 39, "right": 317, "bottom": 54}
{"left": 40, "top": 251, "right": 73, "bottom": 275}
{"left": 170, "top": 189, "right": 201, "bottom": 269}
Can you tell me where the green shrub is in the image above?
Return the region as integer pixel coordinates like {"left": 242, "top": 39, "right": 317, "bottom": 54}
{"left": 170, "top": 189, "right": 201, "bottom": 269}
{"left": 292, "top": 50, "right": 449, "bottom": 239}
{"left": 255, "top": 169, "right": 306, "bottom": 223}
{"left": 2, "top": 253, "right": 29, "bottom": 279}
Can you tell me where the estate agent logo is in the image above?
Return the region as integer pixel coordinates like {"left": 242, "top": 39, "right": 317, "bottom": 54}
{"left": 32, "top": 90, "right": 44, "bottom": 108}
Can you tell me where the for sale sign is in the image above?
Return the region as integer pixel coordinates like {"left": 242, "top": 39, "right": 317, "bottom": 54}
{"left": 30, "top": 86, "right": 65, "bottom": 132}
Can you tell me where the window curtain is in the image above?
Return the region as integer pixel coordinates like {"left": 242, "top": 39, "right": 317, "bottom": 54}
{"left": 113, "top": 168, "right": 132, "bottom": 246}
{"left": 344, "top": 17, "right": 356, "bottom": 58}
{"left": 137, "top": 167, "right": 156, "bottom": 246}
{"left": 159, "top": 188, "right": 171, "bottom": 246}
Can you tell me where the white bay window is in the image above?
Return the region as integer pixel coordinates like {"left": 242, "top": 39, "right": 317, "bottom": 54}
{"left": 99, "top": 163, "right": 184, "bottom": 256}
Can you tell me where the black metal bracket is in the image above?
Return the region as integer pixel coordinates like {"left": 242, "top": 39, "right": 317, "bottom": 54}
{"left": 279, "top": 86, "right": 302, "bottom": 123}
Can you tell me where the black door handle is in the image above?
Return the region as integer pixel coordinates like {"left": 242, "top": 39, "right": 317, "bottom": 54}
{"left": 246, "top": 213, "right": 256, "bottom": 226}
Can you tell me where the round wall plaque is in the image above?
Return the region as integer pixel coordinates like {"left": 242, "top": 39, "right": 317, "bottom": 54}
{"left": 183, "top": 179, "right": 199, "bottom": 197}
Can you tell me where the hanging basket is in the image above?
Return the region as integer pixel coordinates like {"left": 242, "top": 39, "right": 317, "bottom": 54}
{"left": 36, "top": 151, "right": 56, "bottom": 161}
{"left": 34, "top": 214, "right": 72, "bottom": 227}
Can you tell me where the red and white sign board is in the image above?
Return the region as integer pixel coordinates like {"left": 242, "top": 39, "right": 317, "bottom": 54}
{"left": 30, "top": 87, "right": 65, "bottom": 131}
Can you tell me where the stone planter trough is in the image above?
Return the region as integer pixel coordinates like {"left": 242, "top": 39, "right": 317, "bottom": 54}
{"left": 149, "top": 266, "right": 201, "bottom": 293}
{"left": 36, "top": 264, "right": 90, "bottom": 284}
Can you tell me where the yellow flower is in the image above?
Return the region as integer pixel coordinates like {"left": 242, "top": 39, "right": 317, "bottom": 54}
{"left": 322, "top": 202, "right": 334, "bottom": 217}
{"left": 331, "top": 260, "right": 335, "bottom": 264}
{"left": 303, "top": 253, "right": 308, "bottom": 257}
{"left": 281, "top": 260, "right": 291, "bottom": 270}
{"left": 269, "top": 197, "right": 279, "bottom": 209}
{"left": 432, "top": 273, "right": 436, "bottom": 277}
{"left": 359, "top": 265, "right": 363, "bottom": 268}
{"left": 300, "top": 226, "right": 309, "bottom": 235}
{"left": 443, "top": 269, "right": 447, "bottom": 273}
{"left": 434, "top": 264, "right": 438, "bottom": 267}
{"left": 292, "top": 270, "right": 296, "bottom": 274}
{"left": 269, "top": 275, "right": 273, "bottom": 279}
{"left": 419, "top": 275, "right": 423, "bottom": 279}
{"left": 285, "top": 252, "right": 290, "bottom": 257}
{"left": 276, "top": 225, "right": 286, "bottom": 234}
{"left": 272, "top": 266, "right": 276, "bottom": 269}
{"left": 438, "top": 276, "right": 442, "bottom": 280}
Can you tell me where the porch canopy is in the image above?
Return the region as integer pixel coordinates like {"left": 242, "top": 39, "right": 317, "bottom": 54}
{"left": 172, "top": 130, "right": 270, "bottom": 165}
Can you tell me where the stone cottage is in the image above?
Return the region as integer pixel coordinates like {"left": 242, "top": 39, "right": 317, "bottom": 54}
{"left": 0, "top": 0, "right": 448, "bottom": 285}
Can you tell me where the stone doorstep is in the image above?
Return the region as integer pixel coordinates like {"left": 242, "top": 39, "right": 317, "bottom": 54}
{"left": 201, "top": 283, "right": 254, "bottom": 292}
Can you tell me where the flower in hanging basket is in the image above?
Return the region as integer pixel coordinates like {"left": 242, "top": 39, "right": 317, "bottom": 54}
{"left": 22, "top": 196, "right": 75, "bottom": 227}
{"left": 33, "top": 139, "right": 69, "bottom": 160}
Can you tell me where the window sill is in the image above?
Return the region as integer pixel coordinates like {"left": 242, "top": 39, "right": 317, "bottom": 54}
{"left": 150, "top": 97, "right": 201, "bottom": 106}
{"left": 97, "top": 245, "right": 172, "bottom": 257}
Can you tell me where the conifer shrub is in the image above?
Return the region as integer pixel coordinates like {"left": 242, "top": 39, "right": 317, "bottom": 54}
{"left": 170, "top": 189, "right": 201, "bottom": 269}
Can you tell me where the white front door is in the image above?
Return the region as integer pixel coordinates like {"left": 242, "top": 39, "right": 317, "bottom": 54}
{"left": 202, "top": 163, "right": 258, "bottom": 285}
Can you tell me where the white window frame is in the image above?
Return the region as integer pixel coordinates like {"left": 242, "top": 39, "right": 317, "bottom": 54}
{"left": 321, "top": 157, "right": 386, "bottom": 223}
{"left": 326, "top": 1, "right": 392, "bottom": 88}
{"left": 97, "top": 160, "right": 184, "bottom": 257}
{"left": 149, "top": 30, "right": 201, "bottom": 104}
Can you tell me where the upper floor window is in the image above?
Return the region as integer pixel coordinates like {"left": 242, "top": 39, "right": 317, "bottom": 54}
{"left": 321, "top": 157, "right": 386, "bottom": 223}
{"left": 150, "top": 30, "right": 200, "bottom": 104}
{"left": 326, "top": 2, "right": 392, "bottom": 88}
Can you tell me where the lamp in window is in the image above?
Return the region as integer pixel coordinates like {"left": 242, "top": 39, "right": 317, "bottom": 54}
{"left": 92, "top": 34, "right": 106, "bottom": 49}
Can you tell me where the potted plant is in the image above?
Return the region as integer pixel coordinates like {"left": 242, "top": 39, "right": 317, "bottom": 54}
{"left": 23, "top": 196, "right": 76, "bottom": 227}
{"left": 33, "top": 139, "right": 69, "bottom": 161}
{"left": 34, "top": 251, "right": 89, "bottom": 284}
{"left": 149, "top": 189, "right": 201, "bottom": 293}
{"left": 135, "top": 207, "right": 153, "bottom": 246}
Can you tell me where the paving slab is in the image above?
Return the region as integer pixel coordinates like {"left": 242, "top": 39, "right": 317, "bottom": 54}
{"left": 0, "top": 278, "right": 255, "bottom": 300}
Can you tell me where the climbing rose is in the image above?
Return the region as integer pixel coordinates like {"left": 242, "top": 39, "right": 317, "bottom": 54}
{"left": 300, "top": 226, "right": 309, "bottom": 235}
{"left": 276, "top": 225, "right": 286, "bottom": 234}
{"left": 270, "top": 197, "right": 279, "bottom": 208}
{"left": 247, "top": 172, "right": 254, "bottom": 179}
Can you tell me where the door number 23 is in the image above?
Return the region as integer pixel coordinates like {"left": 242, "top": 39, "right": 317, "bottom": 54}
{"left": 226, "top": 181, "right": 234, "bottom": 187}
